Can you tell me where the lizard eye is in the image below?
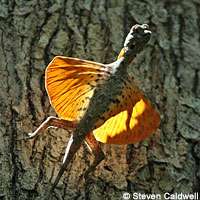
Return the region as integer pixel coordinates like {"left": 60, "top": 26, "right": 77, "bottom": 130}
{"left": 130, "top": 44, "right": 135, "bottom": 49}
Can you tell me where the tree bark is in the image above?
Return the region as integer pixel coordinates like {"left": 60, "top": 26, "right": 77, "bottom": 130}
{"left": 0, "top": 0, "right": 199, "bottom": 199}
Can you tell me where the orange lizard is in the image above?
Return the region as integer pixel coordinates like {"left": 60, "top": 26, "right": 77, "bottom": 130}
{"left": 29, "top": 24, "right": 160, "bottom": 199}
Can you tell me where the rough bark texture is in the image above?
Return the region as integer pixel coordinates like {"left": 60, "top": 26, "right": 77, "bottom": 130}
{"left": 0, "top": 0, "right": 200, "bottom": 199}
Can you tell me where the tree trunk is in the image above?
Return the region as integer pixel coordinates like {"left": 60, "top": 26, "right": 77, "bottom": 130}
{"left": 0, "top": 0, "right": 199, "bottom": 199}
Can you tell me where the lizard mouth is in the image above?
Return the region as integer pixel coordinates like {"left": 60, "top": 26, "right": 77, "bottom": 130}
{"left": 144, "top": 29, "right": 151, "bottom": 35}
{"left": 133, "top": 24, "right": 151, "bottom": 37}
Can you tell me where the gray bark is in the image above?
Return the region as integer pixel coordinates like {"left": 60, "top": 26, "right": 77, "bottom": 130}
{"left": 0, "top": 0, "right": 199, "bottom": 199}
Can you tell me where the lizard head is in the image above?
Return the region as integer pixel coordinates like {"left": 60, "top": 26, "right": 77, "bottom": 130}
{"left": 117, "top": 24, "right": 151, "bottom": 62}
{"left": 124, "top": 24, "right": 151, "bottom": 53}
{"left": 124, "top": 24, "right": 151, "bottom": 56}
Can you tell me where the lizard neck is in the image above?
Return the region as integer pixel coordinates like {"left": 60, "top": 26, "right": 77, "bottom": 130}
{"left": 117, "top": 47, "right": 135, "bottom": 67}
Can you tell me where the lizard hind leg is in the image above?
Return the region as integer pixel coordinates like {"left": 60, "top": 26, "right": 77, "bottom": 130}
{"left": 84, "top": 133, "right": 105, "bottom": 179}
{"left": 28, "top": 116, "right": 78, "bottom": 139}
